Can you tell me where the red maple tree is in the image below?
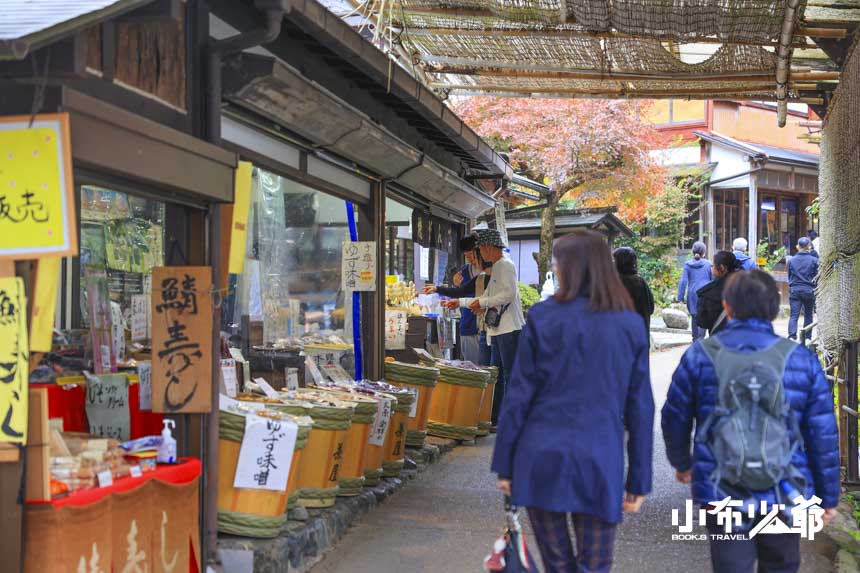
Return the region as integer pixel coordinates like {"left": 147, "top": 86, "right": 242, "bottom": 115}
{"left": 454, "top": 97, "right": 665, "bottom": 276}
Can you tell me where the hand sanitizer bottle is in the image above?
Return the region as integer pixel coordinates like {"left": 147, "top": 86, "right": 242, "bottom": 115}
{"left": 157, "top": 419, "right": 177, "bottom": 464}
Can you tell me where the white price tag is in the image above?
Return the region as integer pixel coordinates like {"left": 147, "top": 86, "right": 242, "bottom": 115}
{"left": 321, "top": 364, "right": 352, "bottom": 383}
{"left": 408, "top": 388, "right": 419, "bottom": 419}
{"left": 253, "top": 377, "right": 279, "bottom": 399}
{"left": 97, "top": 470, "right": 113, "bottom": 488}
{"left": 305, "top": 357, "right": 324, "bottom": 385}
{"left": 130, "top": 465, "right": 143, "bottom": 478}
{"left": 369, "top": 397, "right": 393, "bottom": 446}
{"left": 220, "top": 359, "right": 238, "bottom": 398}
{"left": 285, "top": 368, "right": 299, "bottom": 391}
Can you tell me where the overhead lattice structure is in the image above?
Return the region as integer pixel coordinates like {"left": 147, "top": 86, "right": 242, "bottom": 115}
{"left": 340, "top": 0, "right": 860, "bottom": 122}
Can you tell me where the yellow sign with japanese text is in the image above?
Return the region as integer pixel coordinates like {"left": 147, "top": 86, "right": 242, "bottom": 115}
{"left": 228, "top": 161, "right": 253, "bottom": 275}
{"left": 0, "top": 277, "right": 29, "bottom": 443}
{"left": 30, "top": 256, "right": 60, "bottom": 352}
{"left": 0, "top": 113, "right": 77, "bottom": 259}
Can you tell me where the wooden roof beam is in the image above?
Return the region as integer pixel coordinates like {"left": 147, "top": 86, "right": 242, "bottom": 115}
{"left": 430, "top": 83, "right": 779, "bottom": 96}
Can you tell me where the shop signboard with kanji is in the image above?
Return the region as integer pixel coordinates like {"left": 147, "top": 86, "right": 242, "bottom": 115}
{"left": 341, "top": 241, "right": 376, "bottom": 291}
{"left": 151, "top": 266, "right": 213, "bottom": 413}
{"left": 385, "top": 310, "right": 407, "bottom": 350}
{"left": 0, "top": 113, "right": 77, "bottom": 259}
{"left": 0, "top": 277, "right": 28, "bottom": 443}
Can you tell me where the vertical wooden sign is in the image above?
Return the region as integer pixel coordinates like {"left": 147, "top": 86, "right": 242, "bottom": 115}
{"left": 0, "top": 277, "right": 28, "bottom": 443}
{"left": 151, "top": 266, "right": 212, "bottom": 413}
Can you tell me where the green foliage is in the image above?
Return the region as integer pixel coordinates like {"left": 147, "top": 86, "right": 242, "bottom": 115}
{"left": 806, "top": 197, "right": 820, "bottom": 217}
{"left": 756, "top": 241, "right": 786, "bottom": 273}
{"left": 617, "top": 175, "right": 702, "bottom": 309}
{"left": 518, "top": 282, "right": 541, "bottom": 312}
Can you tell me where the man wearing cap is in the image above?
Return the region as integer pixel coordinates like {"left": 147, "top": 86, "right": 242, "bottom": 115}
{"left": 788, "top": 236, "right": 819, "bottom": 344}
{"left": 424, "top": 235, "right": 485, "bottom": 364}
{"left": 443, "top": 228, "right": 524, "bottom": 427}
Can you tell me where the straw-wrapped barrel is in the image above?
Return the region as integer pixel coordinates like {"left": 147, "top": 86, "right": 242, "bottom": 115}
{"left": 216, "top": 407, "right": 311, "bottom": 538}
{"left": 270, "top": 395, "right": 354, "bottom": 508}
{"left": 427, "top": 363, "right": 490, "bottom": 441}
{"left": 384, "top": 361, "right": 439, "bottom": 448}
{"left": 382, "top": 389, "right": 416, "bottom": 477}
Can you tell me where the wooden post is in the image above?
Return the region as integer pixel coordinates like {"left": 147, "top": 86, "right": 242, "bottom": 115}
{"left": 748, "top": 171, "right": 759, "bottom": 260}
{"left": 358, "top": 181, "right": 386, "bottom": 380}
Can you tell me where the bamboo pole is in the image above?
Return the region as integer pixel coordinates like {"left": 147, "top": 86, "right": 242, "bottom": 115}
{"left": 431, "top": 83, "right": 779, "bottom": 96}
{"left": 797, "top": 26, "right": 848, "bottom": 37}
{"left": 776, "top": 0, "right": 802, "bottom": 127}
{"left": 427, "top": 65, "right": 780, "bottom": 82}
{"left": 403, "top": 25, "right": 814, "bottom": 48}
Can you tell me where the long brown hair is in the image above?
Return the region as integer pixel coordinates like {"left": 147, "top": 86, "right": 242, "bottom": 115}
{"left": 552, "top": 230, "right": 634, "bottom": 312}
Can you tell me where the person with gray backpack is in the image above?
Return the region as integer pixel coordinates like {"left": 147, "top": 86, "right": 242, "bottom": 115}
{"left": 662, "top": 270, "right": 839, "bottom": 573}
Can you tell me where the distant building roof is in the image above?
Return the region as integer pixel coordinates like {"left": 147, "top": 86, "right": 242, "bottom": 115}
{"left": 511, "top": 173, "right": 551, "bottom": 195}
{"left": 694, "top": 131, "right": 819, "bottom": 168}
{"left": 478, "top": 207, "right": 634, "bottom": 239}
{"left": 0, "top": 0, "right": 154, "bottom": 60}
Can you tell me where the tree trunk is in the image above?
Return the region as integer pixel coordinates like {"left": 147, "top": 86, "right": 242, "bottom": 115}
{"left": 533, "top": 189, "right": 560, "bottom": 280}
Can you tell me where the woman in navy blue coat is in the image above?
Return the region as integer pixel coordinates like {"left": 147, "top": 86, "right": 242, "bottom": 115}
{"left": 491, "top": 231, "right": 655, "bottom": 573}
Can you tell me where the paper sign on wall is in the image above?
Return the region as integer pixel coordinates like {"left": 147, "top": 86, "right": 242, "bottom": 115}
{"left": 368, "top": 397, "right": 393, "bottom": 446}
{"left": 385, "top": 310, "right": 407, "bottom": 350}
{"left": 130, "top": 294, "right": 149, "bottom": 342}
{"left": 85, "top": 266, "right": 115, "bottom": 374}
{"left": 85, "top": 373, "right": 131, "bottom": 441}
{"left": 151, "top": 266, "right": 213, "bottom": 413}
{"left": 137, "top": 362, "right": 152, "bottom": 411}
{"left": 0, "top": 113, "right": 77, "bottom": 259}
{"left": 234, "top": 414, "right": 298, "bottom": 491}
{"left": 0, "top": 277, "right": 28, "bottom": 443}
{"left": 341, "top": 241, "right": 376, "bottom": 291}
{"left": 221, "top": 359, "right": 238, "bottom": 398}
{"left": 111, "top": 301, "right": 125, "bottom": 365}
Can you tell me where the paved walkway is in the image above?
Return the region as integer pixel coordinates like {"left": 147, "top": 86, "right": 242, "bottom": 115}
{"left": 311, "top": 343, "right": 831, "bottom": 573}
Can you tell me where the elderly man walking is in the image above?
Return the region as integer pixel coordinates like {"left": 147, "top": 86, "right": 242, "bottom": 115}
{"left": 443, "top": 228, "right": 524, "bottom": 427}
{"left": 732, "top": 237, "right": 757, "bottom": 270}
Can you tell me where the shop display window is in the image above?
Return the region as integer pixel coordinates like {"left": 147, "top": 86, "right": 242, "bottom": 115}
{"left": 230, "top": 167, "right": 359, "bottom": 349}
{"left": 78, "top": 187, "right": 165, "bottom": 351}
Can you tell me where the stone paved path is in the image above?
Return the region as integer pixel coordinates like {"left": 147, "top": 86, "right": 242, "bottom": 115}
{"left": 310, "top": 343, "right": 832, "bottom": 573}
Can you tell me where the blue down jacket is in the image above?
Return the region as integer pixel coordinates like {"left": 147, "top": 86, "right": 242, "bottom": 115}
{"left": 662, "top": 319, "right": 840, "bottom": 508}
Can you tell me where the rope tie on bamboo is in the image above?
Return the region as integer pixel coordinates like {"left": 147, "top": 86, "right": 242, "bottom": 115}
{"left": 427, "top": 420, "right": 479, "bottom": 441}
{"left": 298, "top": 486, "right": 340, "bottom": 500}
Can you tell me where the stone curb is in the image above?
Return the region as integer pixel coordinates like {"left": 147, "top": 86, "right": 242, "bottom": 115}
{"left": 218, "top": 436, "right": 460, "bottom": 572}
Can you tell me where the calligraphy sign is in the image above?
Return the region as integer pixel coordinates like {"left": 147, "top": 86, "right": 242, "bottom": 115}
{"left": 368, "top": 397, "right": 393, "bottom": 446}
{"left": 0, "top": 114, "right": 77, "bottom": 259}
{"left": 341, "top": 241, "right": 376, "bottom": 291}
{"left": 0, "top": 277, "right": 28, "bottom": 443}
{"left": 151, "top": 266, "right": 213, "bottom": 413}
{"left": 385, "top": 310, "right": 407, "bottom": 350}
{"left": 85, "top": 373, "right": 131, "bottom": 441}
{"left": 234, "top": 414, "right": 298, "bottom": 491}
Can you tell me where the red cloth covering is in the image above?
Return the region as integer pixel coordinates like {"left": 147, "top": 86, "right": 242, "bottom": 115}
{"left": 41, "top": 380, "right": 164, "bottom": 439}
{"left": 33, "top": 457, "right": 201, "bottom": 509}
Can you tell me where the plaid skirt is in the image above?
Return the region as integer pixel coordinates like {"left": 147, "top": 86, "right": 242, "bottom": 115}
{"left": 527, "top": 508, "right": 618, "bottom": 573}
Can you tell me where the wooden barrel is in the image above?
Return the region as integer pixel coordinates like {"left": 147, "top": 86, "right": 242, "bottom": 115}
{"left": 385, "top": 361, "right": 439, "bottom": 448}
{"left": 476, "top": 366, "right": 498, "bottom": 436}
{"left": 216, "top": 408, "right": 310, "bottom": 537}
{"left": 427, "top": 363, "right": 490, "bottom": 441}
{"left": 362, "top": 391, "right": 394, "bottom": 486}
{"left": 274, "top": 395, "right": 354, "bottom": 508}
{"left": 382, "top": 389, "right": 416, "bottom": 477}
{"left": 308, "top": 388, "right": 379, "bottom": 496}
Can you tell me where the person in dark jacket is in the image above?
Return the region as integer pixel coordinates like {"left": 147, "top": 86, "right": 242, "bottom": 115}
{"left": 695, "top": 251, "right": 740, "bottom": 335}
{"left": 678, "top": 241, "right": 713, "bottom": 340}
{"left": 493, "top": 230, "right": 654, "bottom": 573}
{"left": 424, "top": 235, "right": 485, "bottom": 364}
{"left": 732, "top": 237, "right": 757, "bottom": 270}
{"left": 614, "top": 246, "right": 655, "bottom": 332}
{"left": 788, "top": 236, "right": 819, "bottom": 344}
{"left": 663, "top": 270, "right": 839, "bottom": 573}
